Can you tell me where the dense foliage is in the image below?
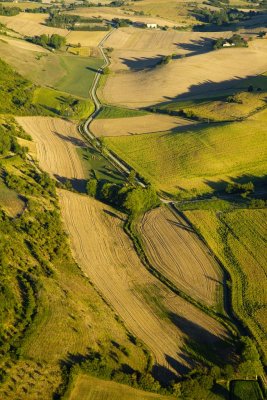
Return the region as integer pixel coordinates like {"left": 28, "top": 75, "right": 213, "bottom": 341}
{"left": 27, "top": 34, "right": 66, "bottom": 50}
{"left": 0, "top": 4, "right": 19, "bottom": 16}
{"left": 194, "top": 7, "right": 257, "bottom": 26}
{"left": 213, "top": 34, "right": 248, "bottom": 49}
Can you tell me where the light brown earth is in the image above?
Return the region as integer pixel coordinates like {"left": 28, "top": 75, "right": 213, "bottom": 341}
{"left": 104, "top": 28, "right": 233, "bottom": 71}
{"left": 91, "top": 114, "right": 195, "bottom": 137}
{"left": 0, "top": 13, "right": 68, "bottom": 37}
{"left": 59, "top": 189, "right": 229, "bottom": 373}
{"left": 67, "top": 7, "right": 177, "bottom": 27}
{"left": 102, "top": 39, "right": 267, "bottom": 107}
{"left": 66, "top": 30, "right": 108, "bottom": 47}
{"left": 138, "top": 207, "right": 223, "bottom": 307}
{"left": 0, "top": 36, "right": 49, "bottom": 52}
{"left": 16, "top": 117, "right": 84, "bottom": 180}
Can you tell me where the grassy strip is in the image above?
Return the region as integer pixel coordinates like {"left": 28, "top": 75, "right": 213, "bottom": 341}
{"left": 96, "top": 105, "right": 149, "bottom": 119}
{"left": 124, "top": 212, "right": 239, "bottom": 339}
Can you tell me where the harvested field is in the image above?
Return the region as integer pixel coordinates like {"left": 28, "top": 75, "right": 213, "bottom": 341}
{"left": 16, "top": 117, "right": 84, "bottom": 181}
{"left": 67, "top": 7, "right": 177, "bottom": 27}
{"left": 138, "top": 207, "right": 223, "bottom": 307}
{"left": 91, "top": 114, "right": 195, "bottom": 137}
{"left": 66, "top": 30, "right": 108, "bottom": 47}
{"left": 0, "top": 36, "right": 48, "bottom": 52}
{"left": 0, "top": 13, "right": 68, "bottom": 37}
{"left": 68, "top": 375, "right": 175, "bottom": 400}
{"left": 104, "top": 28, "right": 232, "bottom": 72}
{"left": 59, "top": 189, "right": 230, "bottom": 375}
{"left": 102, "top": 39, "right": 267, "bottom": 107}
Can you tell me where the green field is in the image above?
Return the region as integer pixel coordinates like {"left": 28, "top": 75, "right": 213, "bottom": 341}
{"left": 0, "top": 179, "right": 25, "bottom": 217}
{"left": 33, "top": 87, "right": 94, "bottom": 120}
{"left": 0, "top": 38, "right": 102, "bottom": 98}
{"left": 185, "top": 208, "right": 267, "bottom": 361}
{"left": 97, "top": 105, "right": 149, "bottom": 119}
{"left": 104, "top": 109, "right": 267, "bottom": 196}
{"left": 230, "top": 380, "right": 264, "bottom": 400}
{"left": 67, "top": 375, "right": 175, "bottom": 400}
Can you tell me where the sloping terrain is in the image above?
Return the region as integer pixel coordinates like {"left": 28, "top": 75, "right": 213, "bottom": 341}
{"left": 102, "top": 39, "right": 267, "bottom": 107}
{"left": 138, "top": 207, "right": 223, "bottom": 307}
{"left": 91, "top": 114, "right": 195, "bottom": 137}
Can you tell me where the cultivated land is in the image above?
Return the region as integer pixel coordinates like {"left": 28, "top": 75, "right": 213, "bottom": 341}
{"left": 16, "top": 117, "right": 85, "bottom": 181}
{"left": 102, "top": 39, "right": 267, "bottom": 107}
{"left": 185, "top": 209, "right": 267, "bottom": 360}
{"left": 91, "top": 113, "right": 195, "bottom": 137}
{"left": 138, "top": 207, "right": 223, "bottom": 307}
{"left": 67, "top": 7, "right": 177, "bottom": 27}
{"left": 105, "top": 109, "right": 267, "bottom": 195}
{"left": 0, "top": 38, "right": 102, "bottom": 97}
{"left": 59, "top": 189, "right": 229, "bottom": 374}
{"left": 67, "top": 375, "right": 175, "bottom": 400}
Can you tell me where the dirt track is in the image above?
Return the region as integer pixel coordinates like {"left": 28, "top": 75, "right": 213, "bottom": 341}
{"left": 91, "top": 114, "right": 195, "bottom": 137}
{"left": 59, "top": 190, "right": 229, "bottom": 374}
{"left": 16, "top": 117, "right": 84, "bottom": 180}
{"left": 139, "top": 207, "right": 223, "bottom": 306}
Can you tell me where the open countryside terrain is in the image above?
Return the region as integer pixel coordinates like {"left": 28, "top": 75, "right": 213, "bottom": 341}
{"left": 17, "top": 114, "right": 230, "bottom": 376}
{"left": 102, "top": 38, "right": 267, "bottom": 107}
{"left": 105, "top": 108, "right": 267, "bottom": 195}
{"left": 138, "top": 207, "right": 224, "bottom": 307}
{"left": 185, "top": 208, "right": 267, "bottom": 360}
{"left": 67, "top": 375, "right": 175, "bottom": 400}
{"left": 91, "top": 113, "right": 195, "bottom": 137}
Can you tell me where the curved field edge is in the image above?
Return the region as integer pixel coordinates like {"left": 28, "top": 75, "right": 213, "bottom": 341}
{"left": 184, "top": 208, "right": 267, "bottom": 364}
{"left": 137, "top": 206, "right": 224, "bottom": 309}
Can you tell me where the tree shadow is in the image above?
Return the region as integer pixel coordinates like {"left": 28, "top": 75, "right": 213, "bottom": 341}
{"left": 119, "top": 55, "right": 164, "bottom": 71}
{"left": 53, "top": 130, "right": 86, "bottom": 147}
{"left": 173, "top": 36, "right": 214, "bottom": 58}
{"left": 54, "top": 174, "right": 87, "bottom": 193}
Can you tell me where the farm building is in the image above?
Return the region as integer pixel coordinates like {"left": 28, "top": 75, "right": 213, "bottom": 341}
{"left": 223, "top": 41, "right": 235, "bottom": 47}
{"left": 147, "top": 23, "right": 157, "bottom": 29}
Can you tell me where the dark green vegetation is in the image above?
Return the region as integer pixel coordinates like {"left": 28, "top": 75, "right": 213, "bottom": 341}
{"left": 46, "top": 12, "right": 109, "bottom": 31}
{"left": 0, "top": 3, "right": 19, "bottom": 16}
{"left": 0, "top": 58, "right": 42, "bottom": 115}
{"left": 27, "top": 34, "right": 66, "bottom": 50}
{"left": 213, "top": 34, "right": 248, "bottom": 50}
{"left": 193, "top": 7, "right": 258, "bottom": 28}
{"left": 230, "top": 380, "right": 264, "bottom": 400}
{"left": 97, "top": 105, "right": 149, "bottom": 119}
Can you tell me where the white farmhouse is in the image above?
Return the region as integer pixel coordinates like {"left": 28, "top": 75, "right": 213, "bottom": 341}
{"left": 147, "top": 23, "right": 157, "bottom": 29}
{"left": 222, "top": 41, "right": 235, "bottom": 47}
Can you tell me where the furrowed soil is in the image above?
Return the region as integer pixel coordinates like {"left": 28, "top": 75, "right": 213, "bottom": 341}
{"left": 16, "top": 117, "right": 84, "bottom": 181}
{"left": 138, "top": 207, "right": 224, "bottom": 307}
{"left": 59, "top": 189, "right": 230, "bottom": 376}
{"left": 91, "top": 114, "right": 195, "bottom": 137}
{"left": 102, "top": 38, "right": 267, "bottom": 107}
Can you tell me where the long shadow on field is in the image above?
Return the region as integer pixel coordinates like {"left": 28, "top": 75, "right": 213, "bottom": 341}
{"left": 53, "top": 131, "right": 86, "bottom": 148}
{"left": 54, "top": 174, "right": 87, "bottom": 193}
{"left": 168, "top": 312, "right": 234, "bottom": 368}
{"left": 152, "top": 74, "right": 267, "bottom": 107}
{"left": 119, "top": 55, "right": 165, "bottom": 71}
{"left": 167, "top": 219, "right": 195, "bottom": 233}
{"left": 173, "top": 36, "right": 214, "bottom": 58}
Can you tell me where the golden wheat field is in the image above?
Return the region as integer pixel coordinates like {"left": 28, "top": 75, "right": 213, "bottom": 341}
{"left": 59, "top": 190, "right": 229, "bottom": 374}
{"left": 16, "top": 117, "right": 84, "bottom": 181}
{"left": 138, "top": 207, "right": 223, "bottom": 307}
{"left": 102, "top": 39, "right": 267, "bottom": 106}
{"left": 91, "top": 113, "right": 195, "bottom": 137}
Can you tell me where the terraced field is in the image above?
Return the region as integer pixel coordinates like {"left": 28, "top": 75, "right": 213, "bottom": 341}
{"left": 91, "top": 113, "right": 195, "bottom": 137}
{"left": 59, "top": 190, "right": 230, "bottom": 375}
{"left": 104, "top": 109, "right": 267, "bottom": 195}
{"left": 185, "top": 208, "right": 267, "bottom": 359}
{"left": 138, "top": 207, "right": 223, "bottom": 307}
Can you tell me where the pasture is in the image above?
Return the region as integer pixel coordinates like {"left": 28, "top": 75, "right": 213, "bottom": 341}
{"left": 104, "top": 109, "right": 267, "bottom": 195}
{"left": 67, "top": 375, "right": 175, "bottom": 400}
{"left": 91, "top": 113, "right": 194, "bottom": 137}
{"left": 230, "top": 380, "right": 264, "bottom": 400}
{"left": 59, "top": 190, "right": 230, "bottom": 376}
{"left": 0, "top": 38, "right": 102, "bottom": 97}
{"left": 138, "top": 207, "right": 224, "bottom": 307}
{"left": 102, "top": 39, "right": 267, "bottom": 107}
{"left": 185, "top": 208, "right": 267, "bottom": 360}
{"left": 0, "top": 180, "right": 25, "bottom": 217}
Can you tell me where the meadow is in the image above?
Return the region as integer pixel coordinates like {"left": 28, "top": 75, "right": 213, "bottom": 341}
{"left": 67, "top": 375, "right": 175, "bottom": 400}
{"left": 185, "top": 208, "right": 267, "bottom": 361}
{"left": 0, "top": 37, "right": 102, "bottom": 98}
{"left": 104, "top": 109, "right": 267, "bottom": 196}
{"left": 230, "top": 380, "right": 264, "bottom": 400}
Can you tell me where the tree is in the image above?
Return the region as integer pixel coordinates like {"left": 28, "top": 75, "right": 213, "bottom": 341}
{"left": 128, "top": 170, "right": 136, "bottom": 185}
{"left": 49, "top": 34, "right": 66, "bottom": 49}
{"left": 86, "top": 178, "right": 98, "bottom": 197}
